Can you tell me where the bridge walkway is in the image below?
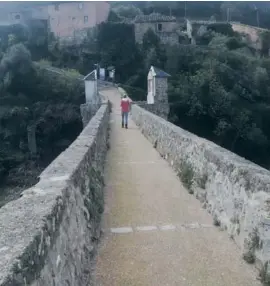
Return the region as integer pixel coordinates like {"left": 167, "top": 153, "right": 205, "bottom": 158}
{"left": 94, "top": 88, "right": 260, "bottom": 286}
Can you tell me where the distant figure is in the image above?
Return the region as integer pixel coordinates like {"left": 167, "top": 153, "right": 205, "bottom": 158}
{"left": 120, "top": 94, "right": 131, "bottom": 129}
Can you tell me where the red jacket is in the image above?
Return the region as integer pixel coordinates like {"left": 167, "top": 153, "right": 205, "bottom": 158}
{"left": 121, "top": 98, "right": 130, "bottom": 112}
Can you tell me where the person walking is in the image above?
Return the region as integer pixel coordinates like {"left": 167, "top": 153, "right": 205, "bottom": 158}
{"left": 120, "top": 94, "right": 131, "bottom": 129}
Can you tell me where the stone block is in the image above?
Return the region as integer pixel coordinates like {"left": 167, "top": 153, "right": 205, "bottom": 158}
{"left": 0, "top": 104, "right": 110, "bottom": 285}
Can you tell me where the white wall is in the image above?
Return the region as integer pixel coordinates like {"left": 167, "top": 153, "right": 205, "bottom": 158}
{"left": 147, "top": 69, "right": 155, "bottom": 104}
{"left": 85, "top": 80, "right": 97, "bottom": 104}
{"left": 186, "top": 19, "right": 192, "bottom": 38}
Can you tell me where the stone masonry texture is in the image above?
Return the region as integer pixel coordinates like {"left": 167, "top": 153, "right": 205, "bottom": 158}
{"left": 135, "top": 101, "right": 169, "bottom": 120}
{"left": 0, "top": 102, "right": 110, "bottom": 285}
{"left": 131, "top": 103, "right": 270, "bottom": 284}
{"left": 94, "top": 88, "right": 261, "bottom": 286}
{"left": 134, "top": 22, "right": 179, "bottom": 45}
{"left": 155, "top": 77, "right": 168, "bottom": 103}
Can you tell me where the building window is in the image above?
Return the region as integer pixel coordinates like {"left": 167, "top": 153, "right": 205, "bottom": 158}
{"left": 55, "top": 4, "right": 59, "bottom": 11}
{"left": 84, "top": 16, "right": 88, "bottom": 23}
{"left": 15, "top": 14, "right": 20, "bottom": 20}
{"left": 78, "top": 3, "right": 83, "bottom": 9}
{"left": 157, "top": 23, "right": 162, "bottom": 32}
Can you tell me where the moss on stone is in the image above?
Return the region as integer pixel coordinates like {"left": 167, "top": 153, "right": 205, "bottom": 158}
{"left": 197, "top": 173, "right": 208, "bottom": 189}
{"left": 258, "top": 261, "right": 270, "bottom": 285}
{"left": 13, "top": 234, "right": 44, "bottom": 284}
{"left": 179, "top": 161, "right": 194, "bottom": 192}
{"left": 213, "top": 213, "right": 221, "bottom": 227}
{"left": 230, "top": 214, "right": 240, "bottom": 224}
{"left": 85, "top": 166, "right": 105, "bottom": 224}
{"left": 243, "top": 227, "right": 260, "bottom": 264}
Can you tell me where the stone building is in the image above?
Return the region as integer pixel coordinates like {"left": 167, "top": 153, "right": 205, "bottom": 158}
{"left": 0, "top": 2, "right": 110, "bottom": 40}
{"left": 186, "top": 19, "right": 219, "bottom": 45}
{"left": 134, "top": 13, "right": 184, "bottom": 46}
{"left": 47, "top": 1, "right": 110, "bottom": 39}
{"left": 136, "top": 66, "right": 170, "bottom": 120}
{"left": 0, "top": 3, "right": 48, "bottom": 26}
{"left": 147, "top": 66, "right": 170, "bottom": 105}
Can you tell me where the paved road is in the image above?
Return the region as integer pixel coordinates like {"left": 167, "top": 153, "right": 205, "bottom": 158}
{"left": 94, "top": 88, "right": 260, "bottom": 286}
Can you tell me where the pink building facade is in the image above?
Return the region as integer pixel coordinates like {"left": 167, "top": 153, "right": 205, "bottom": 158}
{"left": 48, "top": 1, "right": 110, "bottom": 38}
{"left": 0, "top": 2, "right": 109, "bottom": 39}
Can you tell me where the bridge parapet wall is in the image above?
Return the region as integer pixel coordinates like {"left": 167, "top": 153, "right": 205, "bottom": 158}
{"left": 0, "top": 103, "right": 110, "bottom": 286}
{"left": 132, "top": 104, "right": 270, "bottom": 282}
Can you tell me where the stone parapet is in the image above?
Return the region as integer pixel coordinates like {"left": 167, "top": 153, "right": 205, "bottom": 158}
{"left": 80, "top": 103, "right": 101, "bottom": 128}
{"left": 0, "top": 102, "right": 110, "bottom": 286}
{"left": 135, "top": 101, "right": 169, "bottom": 120}
{"left": 131, "top": 104, "right": 270, "bottom": 283}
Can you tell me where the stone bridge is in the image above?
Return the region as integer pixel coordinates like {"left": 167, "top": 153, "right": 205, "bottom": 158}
{"left": 1, "top": 85, "right": 270, "bottom": 285}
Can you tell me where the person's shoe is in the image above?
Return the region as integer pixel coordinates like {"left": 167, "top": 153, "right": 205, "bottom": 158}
{"left": 125, "top": 124, "right": 128, "bottom": 129}
{"left": 122, "top": 123, "right": 124, "bottom": 128}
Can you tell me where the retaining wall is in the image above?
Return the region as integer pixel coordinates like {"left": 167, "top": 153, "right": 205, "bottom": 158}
{"left": 0, "top": 103, "right": 110, "bottom": 285}
{"left": 131, "top": 104, "right": 270, "bottom": 283}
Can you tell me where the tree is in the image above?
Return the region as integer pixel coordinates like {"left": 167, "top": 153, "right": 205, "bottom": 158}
{"left": 0, "top": 43, "right": 31, "bottom": 80}
{"left": 107, "top": 10, "right": 121, "bottom": 22}
{"left": 260, "top": 31, "right": 270, "bottom": 56}
{"left": 97, "top": 22, "right": 142, "bottom": 83}
{"left": 113, "top": 4, "right": 142, "bottom": 19}
{"left": 0, "top": 26, "right": 85, "bottom": 192}
{"left": 142, "top": 28, "right": 160, "bottom": 51}
{"left": 165, "top": 27, "right": 270, "bottom": 168}
{"left": 142, "top": 29, "right": 167, "bottom": 71}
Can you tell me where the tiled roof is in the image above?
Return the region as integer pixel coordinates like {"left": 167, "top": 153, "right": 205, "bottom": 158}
{"left": 152, "top": 66, "right": 171, "bottom": 78}
{"left": 135, "top": 13, "right": 176, "bottom": 23}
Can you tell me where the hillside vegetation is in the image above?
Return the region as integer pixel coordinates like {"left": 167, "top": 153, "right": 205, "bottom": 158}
{"left": 98, "top": 4, "right": 270, "bottom": 168}
{"left": 0, "top": 23, "right": 84, "bottom": 203}
{"left": 2, "top": 1, "right": 270, "bottom": 203}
